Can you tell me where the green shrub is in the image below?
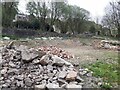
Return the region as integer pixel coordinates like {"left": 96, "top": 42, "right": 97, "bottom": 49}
{"left": 89, "top": 25, "right": 96, "bottom": 34}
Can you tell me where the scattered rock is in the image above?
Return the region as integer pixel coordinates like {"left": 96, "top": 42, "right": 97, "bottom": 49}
{"left": 6, "top": 41, "right": 14, "bottom": 49}
{"left": 46, "top": 83, "right": 60, "bottom": 89}
{"left": 34, "top": 84, "right": 46, "bottom": 90}
{"left": 21, "top": 50, "right": 39, "bottom": 63}
{"left": 17, "top": 45, "right": 28, "bottom": 51}
{"left": 93, "top": 40, "right": 119, "bottom": 50}
{"left": 86, "top": 72, "right": 92, "bottom": 77}
{"left": 76, "top": 76, "right": 84, "bottom": 82}
{"left": 0, "top": 44, "right": 103, "bottom": 89}
{"left": 47, "top": 64, "right": 53, "bottom": 71}
{"left": 14, "top": 75, "right": 23, "bottom": 81}
{"left": 38, "top": 46, "right": 74, "bottom": 59}
{"left": 66, "top": 84, "right": 82, "bottom": 90}
{"left": 66, "top": 71, "right": 77, "bottom": 81}
{"left": 3, "top": 37, "right": 10, "bottom": 40}
{"left": 7, "top": 68, "right": 19, "bottom": 75}
{"left": 69, "top": 81, "right": 78, "bottom": 84}
{"left": 104, "top": 43, "right": 111, "bottom": 49}
{"left": 24, "top": 78, "right": 33, "bottom": 87}
{"left": 58, "top": 79, "right": 67, "bottom": 85}
{"left": 37, "top": 51, "right": 46, "bottom": 58}
{"left": 1, "top": 68, "right": 7, "bottom": 75}
{"left": 0, "top": 77, "right": 4, "bottom": 80}
{"left": 9, "top": 61, "right": 16, "bottom": 68}
{"left": 16, "top": 81, "right": 24, "bottom": 87}
{"left": 58, "top": 71, "right": 67, "bottom": 79}
{"left": 79, "top": 70, "right": 87, "bottom": 76}
{"left": 32, "top": 59, "right": 40, "bottom": 64}
{"left": 2, "top": 83, "right": 9, "bottom": 88}
{"left": 73, "top": 62, "right": 79, "bottom": 67}
{"left": 43, "top": 75, "right": 49, "bottom": 80}
{"left": 35, "top": 78, "right": 43, "bottom": 82}
{"left": 52, "top": 55, "right": 73, "bottom": 67}
{"left": 39, "top": 55, "right": 51, "bottom": 65}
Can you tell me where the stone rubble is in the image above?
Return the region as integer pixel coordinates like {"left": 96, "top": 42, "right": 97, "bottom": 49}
{"left": 93, "top": 40, "right": 120, "bottom": 50}
{"left": 38, "top": 46, "right": 74, "bottom": 59}
{"left": 0, "top": 42, "right": 103, "bottom": 89}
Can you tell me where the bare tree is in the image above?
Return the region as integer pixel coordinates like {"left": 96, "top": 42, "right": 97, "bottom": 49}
{"left": 48, "top": 1, "right": 64, "bottom": 30}
{"left": 102, "top": 0, "right": 120, "bottom": 37}
{"left": 26, "top": 1, "right": 48, "bottom": 30}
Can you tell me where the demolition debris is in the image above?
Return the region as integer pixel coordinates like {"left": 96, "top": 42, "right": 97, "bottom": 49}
{"left": 0, "top": 42, "right": 103, "bottom": 89}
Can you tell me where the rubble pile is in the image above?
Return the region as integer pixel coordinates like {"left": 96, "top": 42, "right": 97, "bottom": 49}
{"left": 93, "top": 40, "right": 120, "bottom": 50}
{"left": 0, "top": 42, "right": 102, "bottom": 89}
{"left": 38, "top": 46, "right": 74, "bottom": 59}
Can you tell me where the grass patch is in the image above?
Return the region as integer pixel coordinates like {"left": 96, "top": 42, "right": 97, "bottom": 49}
{"left": 79, "top": 37, "right": 93, "bottom": 45}
{"left": 87, "top": 61, "right": 119, "bottom": 89}
{"left": 101, "top": 52, "right": 118, "bottom": 64}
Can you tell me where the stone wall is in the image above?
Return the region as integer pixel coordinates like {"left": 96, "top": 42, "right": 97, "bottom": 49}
{"left": 2, "top": 28, "right": 72, "bottom": 38}
{"left": 2, "top": 28, "right": 37, "bottom": 38}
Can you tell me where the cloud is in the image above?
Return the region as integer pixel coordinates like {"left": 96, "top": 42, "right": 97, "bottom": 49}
{"left": 68, "top": 0, "right": 111, "bottom": 17}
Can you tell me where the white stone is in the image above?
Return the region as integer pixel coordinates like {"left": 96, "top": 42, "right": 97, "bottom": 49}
{"left": 3, "top": 37, "right": 10, "bottom": 40}
{"left": 66, "top": 71, "right": 77, "bottom": 81}
{"left": 58, "top": 71, "right": 67, "bottom": 79}
{"left": 1, "top": 68, "right": 7, "bottom": 75}
{"left": 46, "top": 83, "right": 61, "bottom": 90}
{"left": 104, "top": 43, "right": 111, "bottom": 49}
{"left": 52, "top": 55, "right": 73, "bottom": 67}
{"left": 66, "top": 84, "right": 82, "bottom": 90}
{"left": 35, "top": 84, "right": 46, "bottom": 90}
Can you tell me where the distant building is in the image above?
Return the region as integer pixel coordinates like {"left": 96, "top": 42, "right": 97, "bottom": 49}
{"left": 13, "top": 13, "right": 29, "bottom": 22}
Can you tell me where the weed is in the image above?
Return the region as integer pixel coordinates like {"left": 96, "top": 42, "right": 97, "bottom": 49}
{"left": 87, "top": 61, "right": 119, "bottom": 88}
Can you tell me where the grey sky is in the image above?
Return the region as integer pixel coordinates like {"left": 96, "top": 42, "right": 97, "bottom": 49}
{"left": 68, "top": 0, "right": 112, "bottom": 17}
{"left": 18, "top": 0, "right": 113, "bottom": 21}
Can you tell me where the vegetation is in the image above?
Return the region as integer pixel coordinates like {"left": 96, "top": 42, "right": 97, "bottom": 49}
{"left": 1, "top": 0, "right": 119, "bottom": 37}
{"left": 1, "top": 1, "right": 119, "bottom": 89}
{"left": 2, "top": 1, "right": 18, "bottom": 27}
{"left": 89, "top": 25, "right": 96, "bottom": 35}
{"left": 14, "top": 19, "right": 40, "bottom": 30}
{"left": 87, "top": 61, "right": 119, "bottom": 89}
{"left": 26, "top": 1, "right": 92, "bottom": 34}
{"left": 1, "top": 0, "right": 100, "bottom": 35}
{"left": 102, "top": 0, "right": 120, "bottom": 37}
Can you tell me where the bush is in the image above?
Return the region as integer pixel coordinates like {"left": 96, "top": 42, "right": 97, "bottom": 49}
{"left": 14, "top": 21, "right": 31, "bottom": 29}
{"left": 89, "top": 25, "right": 96, "bottom": 34}
{"left": 30, "top": 19, "right": 40, "bottom": 30}
{"left": 14, "top": 19, "right": 41, "bottom": 30}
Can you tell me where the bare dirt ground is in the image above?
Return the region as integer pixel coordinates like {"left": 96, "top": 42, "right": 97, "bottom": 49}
{"left": 0, "top": 37, "right": 118, "bottom": 66}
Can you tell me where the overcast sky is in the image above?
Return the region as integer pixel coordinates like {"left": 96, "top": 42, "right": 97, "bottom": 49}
{"left": 18, "top": 0, "right": 112, "bottom": 21}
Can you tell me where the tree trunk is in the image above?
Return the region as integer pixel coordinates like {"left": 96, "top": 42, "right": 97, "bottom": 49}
{"left": 117, "top": 26, "right": 120, "bottom": 38}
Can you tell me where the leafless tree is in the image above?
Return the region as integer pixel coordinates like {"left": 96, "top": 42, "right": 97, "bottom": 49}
{"left": 102, "top": 0, "right": 120, "bottom": 36}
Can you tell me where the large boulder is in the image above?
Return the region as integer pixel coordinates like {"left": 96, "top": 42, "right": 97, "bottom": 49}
{"left": 21, "top": 50, "right": 39, "bottom": 63}
{"left": 52, "top": 55, "right": 73, "bottom": 67}
{"left": 39, "top": 55, "right": 52, "bottom": 65}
